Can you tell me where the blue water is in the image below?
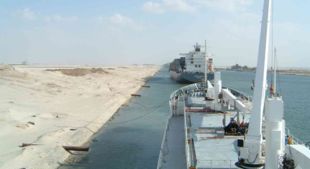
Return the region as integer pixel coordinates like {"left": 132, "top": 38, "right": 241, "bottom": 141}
{"left": 59, "top": 68, "right": 310, "bottom": 169}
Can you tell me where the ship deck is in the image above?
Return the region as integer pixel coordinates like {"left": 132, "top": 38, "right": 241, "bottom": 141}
{"left": 186, "top": 112, "right": 248, "bottom": 169}
{"left": 158, "top": 82, "right": 252, "bottom": 169}
{"left": 157, "top": 116, "right": 187, "bottom": 169}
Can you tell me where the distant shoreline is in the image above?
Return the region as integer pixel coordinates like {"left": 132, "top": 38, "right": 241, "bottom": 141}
{"left": 218, "top": 68, "right": 310, "bottom": 77}
{"left": 277, "top": 69, "right": 310, "bottom": 76}
{"left": 220, "top": 63, "right": 310, "bottom": 77}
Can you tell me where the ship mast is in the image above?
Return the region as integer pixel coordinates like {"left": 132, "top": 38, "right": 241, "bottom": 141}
{"left": 237, "top": 0, "right": 272, "bottom": 168}
{"left": 204, "top": 40, "right": 208, "bottom": 83}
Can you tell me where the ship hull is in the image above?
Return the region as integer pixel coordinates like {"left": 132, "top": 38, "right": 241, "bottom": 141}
{"left": 170, "top": 70, "right": 214, "bottom": 84}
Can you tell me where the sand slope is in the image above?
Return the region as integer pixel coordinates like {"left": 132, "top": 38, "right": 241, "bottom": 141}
{"left": 0, "top": 65, "right": 159, "bottom": 169}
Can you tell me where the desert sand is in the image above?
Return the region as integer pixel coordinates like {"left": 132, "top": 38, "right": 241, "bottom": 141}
{"left": 0, "top": 64, "right": 159, "bottom": 169}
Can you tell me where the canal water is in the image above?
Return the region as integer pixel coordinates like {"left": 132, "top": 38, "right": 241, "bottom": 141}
{"left": 59, "top": 65, "right": 183, "bottom": 169}
{"left": 59, "top": 67, "right": 310, "bottom": 169}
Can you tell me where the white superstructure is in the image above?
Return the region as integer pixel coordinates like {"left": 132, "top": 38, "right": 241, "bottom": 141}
{"left": 169, "top": 43, "right": 214, "bottom": 83}
{"left": 237, "top": 0, "right": 310, "bottom": 168}
{"left": 182, "top": 43, "right": 214, "bottom": 74}
{"left": 183, "top": 43, "right": 206, "bottom": 73}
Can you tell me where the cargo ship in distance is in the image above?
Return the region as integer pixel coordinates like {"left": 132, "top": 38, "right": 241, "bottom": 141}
{"left": 169, "top": 43, "right": 214, "bottom": 84}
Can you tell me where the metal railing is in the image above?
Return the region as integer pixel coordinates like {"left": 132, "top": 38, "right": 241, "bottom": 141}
{"left": 196, "top": 159, "right": 237, "bottom": 169}
{"left": 286, "top": 128, "right": 310, "bottom": 149}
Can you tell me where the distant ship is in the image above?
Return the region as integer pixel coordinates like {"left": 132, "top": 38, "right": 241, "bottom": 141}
{"left": 158, "top": 0, "right": 310, "bottom": 168}
{"left": 169, "top": 43, "right": 214, "bottom": 83}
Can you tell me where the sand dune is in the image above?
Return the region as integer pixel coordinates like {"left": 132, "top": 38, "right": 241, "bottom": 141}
{"left": 0, "top": 65, "right": 159, "bottom": 169}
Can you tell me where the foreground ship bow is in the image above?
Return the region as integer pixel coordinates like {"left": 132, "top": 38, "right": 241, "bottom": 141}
{"left": 158, "top": 0, "right": 310, "bottom": 168}
{"left": 158, "top": 72, "right": 253, "bottom": 169}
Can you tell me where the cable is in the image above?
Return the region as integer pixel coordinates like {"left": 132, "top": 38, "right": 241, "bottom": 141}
{"left": 110, "top": 99, "right": 168, "bottom": 125}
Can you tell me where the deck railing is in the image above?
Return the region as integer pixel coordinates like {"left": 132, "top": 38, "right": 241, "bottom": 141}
{"left": 225, "top": 87, "right": 252, "bottom": 101}
{"left": 185, "top": 114, "right": 197, "bottom": 168}
{"left": 286, "top": 128, "right": 310, "bottom": 149}
{"left": 196, "top": 159, "right": 237, "bottom": 169}
{"left": 156, "top": 116, "right": 172, "bottom": 169}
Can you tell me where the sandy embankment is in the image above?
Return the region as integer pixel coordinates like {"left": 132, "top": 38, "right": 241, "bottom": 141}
{"left": 0, "top": 65, "right": 159, "bottom": 169}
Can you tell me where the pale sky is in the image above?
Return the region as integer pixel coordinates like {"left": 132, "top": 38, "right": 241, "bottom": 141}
{"left": 0, "top": 0, "right": 309, "bottom": 67}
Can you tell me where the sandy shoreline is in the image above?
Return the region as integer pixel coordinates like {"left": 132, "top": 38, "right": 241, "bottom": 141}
{"left": 0, "top": 65, "right": 159, "bottom": 169}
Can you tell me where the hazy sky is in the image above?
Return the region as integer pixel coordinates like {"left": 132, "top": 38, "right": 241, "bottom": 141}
{"left": 0, "top": 0, "right": 309, "bottom": 67}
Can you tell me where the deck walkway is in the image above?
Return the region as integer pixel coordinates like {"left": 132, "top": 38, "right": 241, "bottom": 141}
{"left": 157, "top": 116, "right": 187, "bottom": 169}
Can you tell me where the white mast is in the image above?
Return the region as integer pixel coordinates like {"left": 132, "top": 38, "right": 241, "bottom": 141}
{"left": 238, "top": 0, "right": 272, "bottom": 167}
{"left": 204, "top": 40, "right": 208, "bottom": 83}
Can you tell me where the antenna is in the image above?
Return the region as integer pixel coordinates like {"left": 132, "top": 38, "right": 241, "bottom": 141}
{"left": 269, "top": 48, "right": 277, "bottom": 97}
{"left": 204, "top": 40, "right": 207, "bottom": 54}
{"left": 273, "top": 48, "right": 277, "bottom": 95}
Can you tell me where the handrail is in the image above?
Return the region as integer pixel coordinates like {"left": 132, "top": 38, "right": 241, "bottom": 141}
{"left": 156, "top": 115, "right": 172, "bottom": 169}
{"left": 169, "top": 82, "right": 252, "bottom": 101}
{"left": 185, "top": 114, "right": 197, "bottom": 167}
{"left": 189, "top": 138, "right": 197, "bottom": 167}
{"left": 196, "top": 159, "right": 236, "bottom": 168}
{"left": 286, "top": 128, "right": 310, "bottom": 149}
{"left": 222, "top": 86, "right": 252, "bottom": 102}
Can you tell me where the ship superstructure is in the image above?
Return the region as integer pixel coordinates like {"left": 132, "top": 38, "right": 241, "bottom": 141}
{"left": 169, "top": 43, "right": 214, "bottom": 83}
